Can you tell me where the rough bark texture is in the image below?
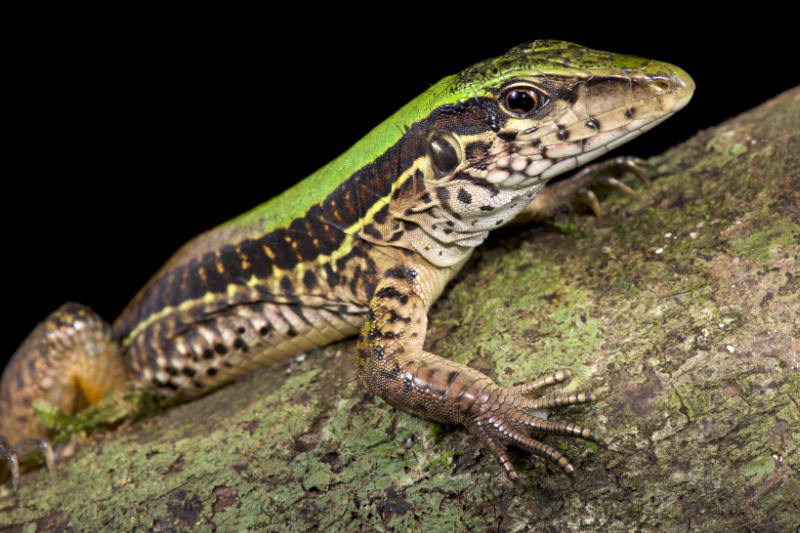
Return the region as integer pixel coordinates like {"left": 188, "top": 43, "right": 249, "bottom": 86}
{"left": 1, "top": 88, "right": 798, "bottom": 533}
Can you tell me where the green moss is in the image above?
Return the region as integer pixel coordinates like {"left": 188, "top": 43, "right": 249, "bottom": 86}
{"left": 427, "top": 449, "right": 462, "bottom": 472}
{"left": 705, "top": 134, "right": 748, "bottom": 167}
{"left": 550, "top": 220, "right": 594, "bottom": 239}
{"left": 732, "top": 217, "right": 798, "bottom": 263}
{"left": 32, "top": 388, "right": 147, "bottom": 445}
{"left": 739, "top": 454, "right": 775, "bottom": 481}
{"left": 786, "top": 372, "right": 800, "bottom": 394}
{"left": 615, "top": 279, "right": 637, "bottom": 297}
{"left": 439, "top": 252, "right": 603, "bottom": 386}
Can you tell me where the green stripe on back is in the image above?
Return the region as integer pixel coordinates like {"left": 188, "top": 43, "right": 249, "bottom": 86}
{"left": 223, "top": 40, "right": 659, "bottom": 234}
{"left": 225, "top": 73, "right": 466, "bottom": 232}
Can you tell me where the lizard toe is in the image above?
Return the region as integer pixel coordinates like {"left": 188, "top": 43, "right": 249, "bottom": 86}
{"left": 1, "top": 435, "right": 55, "bottom": 491}
{"left": 0, "top": 435, "right": 21, "bottom": 491}
{"left": 467, "top": 371, "right": 603, "bottom": 480}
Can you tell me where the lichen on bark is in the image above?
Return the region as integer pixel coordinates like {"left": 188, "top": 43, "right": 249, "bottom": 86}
{"left": 1, "top": 88, "right": 798, "bottom": 533}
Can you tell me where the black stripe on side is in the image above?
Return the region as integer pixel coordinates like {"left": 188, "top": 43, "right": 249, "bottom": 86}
{"left": 114, "top": 98, "right": 505, "bottom": 340}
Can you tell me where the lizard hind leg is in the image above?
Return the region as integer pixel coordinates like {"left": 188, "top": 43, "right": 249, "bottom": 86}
{"left": 0, "top": 302, "right": 129, "bottom": 489}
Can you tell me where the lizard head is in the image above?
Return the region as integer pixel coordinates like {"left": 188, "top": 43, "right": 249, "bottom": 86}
{"left": 224, "top": 41, "right": 693, "bottom": 272}
{"left": 388, "top": 40, "right": 694, "bottom": 266}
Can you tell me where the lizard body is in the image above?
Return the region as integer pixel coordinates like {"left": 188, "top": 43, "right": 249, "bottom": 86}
{"left": 0, "top": 40, "right": 693, "bottom": 487}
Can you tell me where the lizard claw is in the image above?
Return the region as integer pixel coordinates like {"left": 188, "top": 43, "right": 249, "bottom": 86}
{"left": 576, "top": 175, "right": 638, "bottom": 217}
{"left": 1, "top": 435, "right": 55, "bottom": 490}
{"left": 467, "top": 370, "right": 603, "bottom": 480}
{"left": 0, "top": 435, "right": 20, "bottom": 491}
{"left": 570, "top": 156, "right": 653, "bottom": 216}
{"left": 604, "top": 155, "right": 653, "bottom": 187}
{"left": 575, "top": 188, "right": 603, "bottom": 217}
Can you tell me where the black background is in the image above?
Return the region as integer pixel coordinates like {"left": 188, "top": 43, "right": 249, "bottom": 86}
{"left": 2, "top": 11, "right": 795, "bottom": 370}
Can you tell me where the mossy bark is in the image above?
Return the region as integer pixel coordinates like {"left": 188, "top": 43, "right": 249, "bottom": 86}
{"left": 2, "top": 88, "right": 798, "bottom": 533}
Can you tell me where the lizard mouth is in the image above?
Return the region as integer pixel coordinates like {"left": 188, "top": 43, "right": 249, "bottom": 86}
{"left": 484, "top": 112, "right": 677, "bottom": 189}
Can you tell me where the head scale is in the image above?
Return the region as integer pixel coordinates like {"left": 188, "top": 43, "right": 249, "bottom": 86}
{"left": 380, "top": 40, "right": 694, "bottom": 266}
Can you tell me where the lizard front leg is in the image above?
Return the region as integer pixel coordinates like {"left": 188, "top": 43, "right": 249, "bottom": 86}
{"left": 357, "top": 268, "right": 604, "bottom": 480}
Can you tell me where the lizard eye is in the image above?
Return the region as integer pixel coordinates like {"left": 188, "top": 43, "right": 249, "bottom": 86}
{"left": 428, "top": 131, "right": 461, "bottom": 177}
{"left": 501, "top": 86, "right": 545, "bottom": 116}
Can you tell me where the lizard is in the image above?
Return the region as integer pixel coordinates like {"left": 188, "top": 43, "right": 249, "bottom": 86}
{"left": 0, "top": 40, "right": 694, "bottom": 489}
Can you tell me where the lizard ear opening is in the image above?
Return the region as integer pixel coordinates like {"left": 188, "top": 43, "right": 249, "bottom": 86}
{"left": 428, "top": 131, "right": 462, "bottom": 177}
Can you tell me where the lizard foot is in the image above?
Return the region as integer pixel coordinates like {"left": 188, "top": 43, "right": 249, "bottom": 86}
{"left": 0, "top": 302, "right": 128, "bottom": 490}
{"left": 466, "top": 369, "right": 604, "bottom": 481}
{"left": 1, "top": 435, "right": 54, "bottom": 491}
{"left": 569, "top": 156, "right": 652, "bottom": 217}
{"left": 513, "top": 155, "right": 653, "bottom": 222}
